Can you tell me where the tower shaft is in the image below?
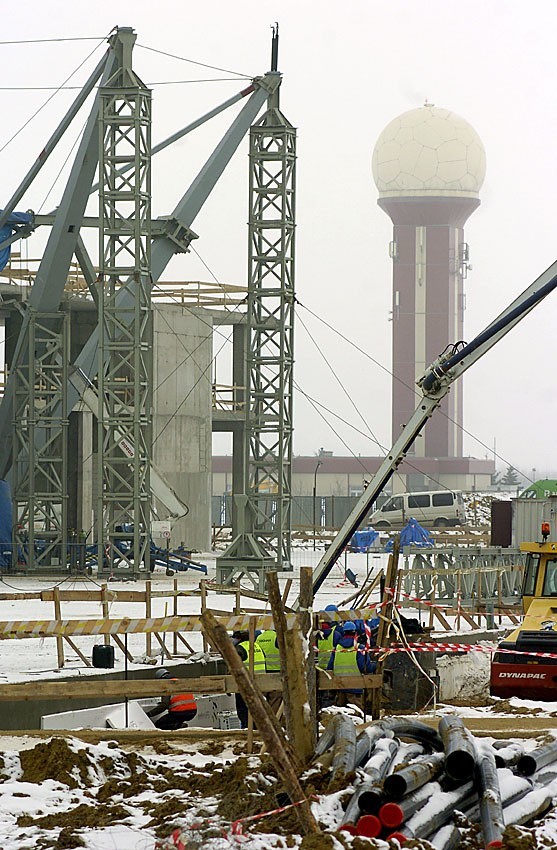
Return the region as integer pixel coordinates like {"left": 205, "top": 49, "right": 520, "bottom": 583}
{"left": 380, "top": 196, "right": 478, "bottom": 459}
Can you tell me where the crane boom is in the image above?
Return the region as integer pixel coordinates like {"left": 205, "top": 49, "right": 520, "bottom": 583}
{"left": 309, "top": 259, "right": 557, "bottom": 597}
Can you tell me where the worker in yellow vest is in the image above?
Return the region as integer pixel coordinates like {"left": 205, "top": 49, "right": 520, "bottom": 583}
{"left": 326, "top": 621, "right": 376, "bottom": 711}
{"left": 256, "top": 629, "right": 282, "bottom": 714}
{"left": 232, "top": 630, "right": 266, "bottom": 728}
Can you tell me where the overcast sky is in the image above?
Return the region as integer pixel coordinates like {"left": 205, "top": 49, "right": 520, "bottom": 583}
{"left": 2, "top": 1, "right": 557, "bottom": 482}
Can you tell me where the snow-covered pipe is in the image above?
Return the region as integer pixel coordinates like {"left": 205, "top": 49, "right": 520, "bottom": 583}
{"left": 516, "top": 739, "right": 557, "bottom": 777}
{"left": 474, "top": 742, "right": 505, "bottom": 849}
{"left": 383, "top": 751, "right": 445, "bottom": 800}
{"left": 388, "top": 781, "right": 474, "bottom": 844}
{"left": 341, "top": 737, "right": 399, "bottom": 824}
{"left": 379, "top": 780, "right": 441, "bottom": 829}
{"left": 439, "top": 716, "right": 476, "bottom": 782}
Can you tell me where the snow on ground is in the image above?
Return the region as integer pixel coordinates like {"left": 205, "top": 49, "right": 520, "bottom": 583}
{"left": 1, "top": 546, "right": 556, "bottom": 848}
{"left": 0, "top": 548, "right": 388, "bottom": 682}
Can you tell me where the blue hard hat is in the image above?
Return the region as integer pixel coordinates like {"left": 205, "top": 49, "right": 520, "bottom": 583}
{"left": 342, "top": 621, "right": 356, "bottom": 633}
{"left": 324, "top": 604, "right": 338, "bottom": 612}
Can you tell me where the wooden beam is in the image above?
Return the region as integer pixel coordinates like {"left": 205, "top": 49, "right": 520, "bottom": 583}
{"left": 200, "top": 609, "right": 319, "bottom": 835}
{"left": 299, "top": 566, "right": 317, "bottom": 747}
{"left": 0, "top": 673, "right": 381, "bottom": 702}
{"left": 267, "top": 571, "right": 293, "bottom": 737}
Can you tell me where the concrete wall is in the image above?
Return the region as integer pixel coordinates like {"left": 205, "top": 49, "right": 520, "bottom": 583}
{"left": 0, "top": 659, "right": 227, "bottom": 731}
{"left": 153, "top": 305, "right": 212, "bottom": 551}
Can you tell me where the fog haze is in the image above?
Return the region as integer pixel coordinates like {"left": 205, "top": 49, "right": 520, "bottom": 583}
{"left": 1, "top": 0, "right": 556, "bottom": 482}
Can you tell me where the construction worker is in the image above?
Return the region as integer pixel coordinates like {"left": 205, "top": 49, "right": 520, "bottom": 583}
{"left": 326, "top": 620, "right": 375, "bottom": 711}
{"left": 256, "top": 628, "right": 282, "bottom": 714}
{"left": 232, "top": 630, "right": 266, "bottom": 729}
{"left": 256, "top": 629, "right": 281, "bottom": 672}
{"left": 316, "top": 604, "right": 341, "bottom": 668}
{"left": 146, "top": 668, "right": 197, "bottom": 730}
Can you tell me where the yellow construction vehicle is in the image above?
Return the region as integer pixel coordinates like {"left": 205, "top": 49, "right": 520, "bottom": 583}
{"left": 491, "top": 525, "right": 557, "bottom": 699}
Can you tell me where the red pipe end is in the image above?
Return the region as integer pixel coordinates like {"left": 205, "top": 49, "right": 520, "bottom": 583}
{"left": 379, "top": 802, "right": 404, "bottom": 829}
{"left": 339, "top": 824, "right": 358, "bottom": 835}
{"left": 388, "top": 832, "right": 408, "bottom": 844}
{"left": 486, "top": 842, "right": 504, "bottom": 849}
{"left": 356, "top": 815, "right": 382, "bottom": 838}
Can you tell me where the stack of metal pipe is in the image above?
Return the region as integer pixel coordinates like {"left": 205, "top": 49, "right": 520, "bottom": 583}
{"left": 313, "top": 714, "right": 557, "bottom": 848}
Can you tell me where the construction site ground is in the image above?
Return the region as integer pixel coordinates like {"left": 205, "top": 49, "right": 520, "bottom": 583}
{"left": 0, "top": 542, "right": 554, "bottom": 848}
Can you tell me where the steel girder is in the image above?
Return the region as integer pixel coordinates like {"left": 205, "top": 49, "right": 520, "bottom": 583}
{"left": 96, "top": 28, "right": 152, "bottom": 575}
{"left": 12, "top": 311, "right": 69, "bottom": 570}
{"left": 216, "top": 75, "right": 296, "bottom": 588}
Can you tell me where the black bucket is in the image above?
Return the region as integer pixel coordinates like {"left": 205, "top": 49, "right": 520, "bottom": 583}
{"left": 92, "top": 644, "right": 115, "bottom": 669}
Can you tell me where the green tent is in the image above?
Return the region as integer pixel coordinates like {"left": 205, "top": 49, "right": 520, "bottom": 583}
{"left": 519, "top": 479, "right": 557, "bottom": 499}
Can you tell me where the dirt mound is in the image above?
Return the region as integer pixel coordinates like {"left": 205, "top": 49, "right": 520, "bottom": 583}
{"left": 19, "top": 738, "right": 95, "bottom": 789}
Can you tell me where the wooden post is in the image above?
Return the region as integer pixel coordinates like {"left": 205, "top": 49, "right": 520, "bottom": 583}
{"left": 429, "top": 574, "right": 436, "bottom": 631}
{"left": 145, "top": 581, "right": 152, "bottom": 658}
{"left": 200, "top": 610, "right": 319, "bottom": 835}
{"left": 267, "top": 571, "right": 294, "bottom": 737}
{"left": 101, "top": 584, "right": 110, "bottom": 648}
{"left": 247, "top": 616, "right": 255, "bottom": 754}
{"left": 299, "top": 567, "right": 317, "bottom": 749}
{"left": 235, "top": 580, "right": 241, "bottom": 615}
{"left": 284, "top": 626, "right": 315, "bottom": 766}
{"left": 200, "top": 580, "right": 208, "bottom": 653}
{"left": 53, "top": 585, "right": 65, "bottom": 668}
{"left": 173, "top": 578, "right": 178, "bottom": 655}
{"left": 371, "top": 536, "right": 400, "bottom": 719}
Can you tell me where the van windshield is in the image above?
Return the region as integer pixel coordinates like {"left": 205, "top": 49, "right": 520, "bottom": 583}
{"left": 383, "top": 497, "right": 403, "bottom": 512}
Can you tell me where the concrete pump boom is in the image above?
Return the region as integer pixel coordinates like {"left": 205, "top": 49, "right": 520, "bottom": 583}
{"left": 308, "top": 259, "right": 557, "bottom": 598}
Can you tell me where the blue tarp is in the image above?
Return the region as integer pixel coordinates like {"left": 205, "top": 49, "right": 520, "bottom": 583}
{"left": 0, "top": 210, "right": 33, "bottom": 272}
{"left": 385, "top": 517, "right": 433, "bottom": 551}
{"left": 350, "top": 527, "right": 379, "bottom": 552}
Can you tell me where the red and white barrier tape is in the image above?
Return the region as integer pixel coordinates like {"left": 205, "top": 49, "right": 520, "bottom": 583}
{"left": 314, "top": 642, "right": 557, "bottom": 661}
{"left": 155, "top": 796, "right": 316, "bottom": 847}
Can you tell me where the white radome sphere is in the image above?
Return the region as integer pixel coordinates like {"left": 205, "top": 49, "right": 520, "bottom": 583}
{"left": 372, "top": 105, "right": 486, "bottom": 198}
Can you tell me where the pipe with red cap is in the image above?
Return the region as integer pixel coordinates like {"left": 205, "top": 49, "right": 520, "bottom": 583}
{"left": 340, "top": 737, "right": 399, "bottom": 825}
{"left": 387, "top": 781, "right": 475, "bottom": 845}
{"left": 356, "top": 814, "right": 382, "bottom": 839}
{"left": 379, "top": 780, "right": 441, "bottom": 830}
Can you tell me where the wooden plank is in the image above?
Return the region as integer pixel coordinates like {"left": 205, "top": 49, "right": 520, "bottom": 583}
{"left": 41, "top": 590, "right": 145, "bottom": 602}
{"left": 0, "top": 673, "right": 381, "bottom": 702}
{"left": 0, "top": 592, "right": 42, "bottom": 601}
{"left": 0, "top": 611, "right": 299, "bottom": 638}
{"left": 62, "top": 635, "right": 91, "bottom": 667}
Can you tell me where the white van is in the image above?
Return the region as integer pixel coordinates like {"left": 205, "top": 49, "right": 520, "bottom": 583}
{"left": 370, "top": 490, "right": 465, "bottom": 529}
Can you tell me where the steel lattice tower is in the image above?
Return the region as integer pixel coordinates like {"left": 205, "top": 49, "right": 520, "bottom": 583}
{"left": 97, "top": 29, "right": 153, "bottom": 575}
{"left": 12, "top": 311, "right": 69, "bottom": 569}
{"left": 217, "top": 35, "right": 295, "bottom": 589}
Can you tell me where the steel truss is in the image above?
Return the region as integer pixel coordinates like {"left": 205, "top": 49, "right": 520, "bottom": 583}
{"left": 97, "top": 30, "right": 152, "bottom": 575}
{"left": 12, "top": 310, "right": 69, "bottom": 569}
{"left": 217, "top": 65, "right": 296, "bottom": 589}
